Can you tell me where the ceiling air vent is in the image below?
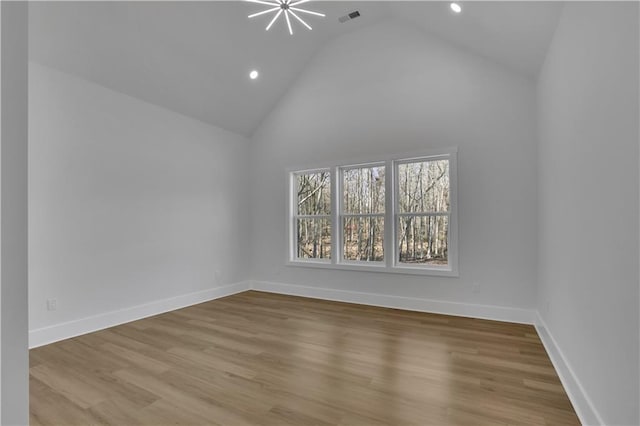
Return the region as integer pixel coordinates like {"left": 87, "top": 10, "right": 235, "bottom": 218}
{"left": 338, "top": 11, "right": 361, "bottom": 23}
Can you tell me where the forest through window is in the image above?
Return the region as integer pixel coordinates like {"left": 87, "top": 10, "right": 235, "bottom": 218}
{"left": 290, "top": 151, "right": 457, "bottom": 275}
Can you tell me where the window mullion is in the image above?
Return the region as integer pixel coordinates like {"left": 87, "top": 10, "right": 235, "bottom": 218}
{"left": 396, "top": 212, "right": 450, "bottom": 217}
{"left": 385, "top": 159, "right": 394, "bottom": 269}
{"left": 331, "top": 166, "right": 339, "bottom": 264}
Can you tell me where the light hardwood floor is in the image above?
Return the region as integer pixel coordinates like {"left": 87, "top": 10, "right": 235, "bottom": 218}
{"left": 30, "top": 291, "right": 580, "bottom": 425}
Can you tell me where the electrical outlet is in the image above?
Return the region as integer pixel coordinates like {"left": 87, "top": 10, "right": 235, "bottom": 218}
{"left": 47, "top": 298, "right": 57, "bottom": 311}
{"left": 472, "top": 282, "right": 480, "bottom": 293}
{"left": 214, "top": 270, "right": 221, "bottom": 285}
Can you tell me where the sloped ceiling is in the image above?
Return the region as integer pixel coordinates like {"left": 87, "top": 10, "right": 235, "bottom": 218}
{"left": 28, "top": 1, "right": 563, "bottom": 137}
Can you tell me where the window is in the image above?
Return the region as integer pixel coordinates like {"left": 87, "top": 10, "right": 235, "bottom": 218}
{"left": 292, "top": 170, "right": 331, "bottom": 261}
{"left": 396, "top": 158, "right": 450, "bottom": 267}
{"left": 341, "top": 165, "right": 385, "bottom": 263}
{"left": 288, "top": 149, "right": 457, "bottom": 276}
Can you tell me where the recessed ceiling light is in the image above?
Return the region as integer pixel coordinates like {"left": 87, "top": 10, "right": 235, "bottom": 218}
{"left": 450, "top": 2, "right": 462, "bottom": 13}
{"left": 249, "top": 70, "right": 259, "bottom": 80}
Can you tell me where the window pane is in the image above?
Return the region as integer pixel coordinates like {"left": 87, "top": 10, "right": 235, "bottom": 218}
{"left": 297, "top": 218, "right": 331, "bottom": 259}
{"left": 398, "top": 215, "right": 448, "bottom": 265}
{"left": 343, "top": 216, "right": 384, "bottom": 262}
{"left": 398, "top": 160, "right": 449, "bottom": 213}
{"left": 297, "top": 172, "right": 331, "bottom": 215}
{"left": 343, "top": 166, "right": 385, "bottom": 214}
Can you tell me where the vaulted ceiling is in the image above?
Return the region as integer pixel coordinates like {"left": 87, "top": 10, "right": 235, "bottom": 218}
{"left": 29, "top": 1, "right": 563, "bottom": 137}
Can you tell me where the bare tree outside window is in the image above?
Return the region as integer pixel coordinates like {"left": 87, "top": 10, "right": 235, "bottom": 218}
{"left": 288, "top": 151, "right": 457, "bottom": 276}
{"left": 295, "top": 171, "right": 331, "bottom": 259}
{"left": 342, "top": 166, "right": 385, "bottom": 262}
{"left": 397, "top": 159, "right": 450, "bottom": 265}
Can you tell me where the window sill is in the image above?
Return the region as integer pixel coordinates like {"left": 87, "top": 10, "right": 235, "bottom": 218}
{"left": 286, "top": 259, "right": 459, "bottom": 277}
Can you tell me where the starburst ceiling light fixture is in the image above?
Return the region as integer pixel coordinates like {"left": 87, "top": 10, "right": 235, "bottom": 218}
{"left": 247, "top": 0, "right": 325, "bottom": 35}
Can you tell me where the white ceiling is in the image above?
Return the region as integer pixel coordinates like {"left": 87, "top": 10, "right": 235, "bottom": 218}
{"left": 29, "top": 1, "right": 563, "bottom": 137}
{"left": 390, "top": 2, "right": 562, "bottom": 77}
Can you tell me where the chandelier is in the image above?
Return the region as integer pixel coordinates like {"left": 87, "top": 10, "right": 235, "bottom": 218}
{"left": 247, "top": 0, "right": 325, "bottom": 35}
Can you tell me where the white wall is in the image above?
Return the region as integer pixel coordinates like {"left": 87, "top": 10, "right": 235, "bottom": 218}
{"left": 29, "top": 62, "right": 250, "bottom": 335}
{"left": 23, "top": 6, "right": 640, "bottom": 425}
{"left": 1, "top": 2, "right": 29, "bottom": 424}
{"left": 537, "top": 3, "right": 639, "bottom": 425}
{"left": 249, "top": 20, "right": 538, "bottom": 313}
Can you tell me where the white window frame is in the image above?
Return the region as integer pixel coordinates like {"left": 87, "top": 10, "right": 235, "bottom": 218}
{"left": 287, "top": 148, "right": 458, "bottom": 277}
{"left": 338, "top": 162, "right": 386, "bottom": 266}
{"left": 289, "top": 168, "right": 332, "bottom": 264}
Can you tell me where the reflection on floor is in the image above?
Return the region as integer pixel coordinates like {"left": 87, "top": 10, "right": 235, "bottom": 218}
{"left": 30, "top": 290, "right": 580, "bottom": 425}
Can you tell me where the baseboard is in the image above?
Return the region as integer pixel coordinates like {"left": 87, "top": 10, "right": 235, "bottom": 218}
{"left": 29, "top": 281, "right": 251, "bottom": 349}
{"left": 535, "top": 312, "right": 603, "bottom": 426}
{"left": 28, "top": 278, "right": 601, "bottom": 425}
{"left": 249, "top": 280, "right": 536, "bottom": 324}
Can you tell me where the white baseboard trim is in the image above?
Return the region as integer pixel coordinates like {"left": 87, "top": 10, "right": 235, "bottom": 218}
{"left": 535, "top": 312, "right": 603, "bottom": 426}
{"left": 250, "top": 280, "right": 536, "bottom": 324}
{"left": 29, "top": 277, "right": 599, "bottom": 425}
{"left": 29, "top": 281, "right": 251, "bottom": 349}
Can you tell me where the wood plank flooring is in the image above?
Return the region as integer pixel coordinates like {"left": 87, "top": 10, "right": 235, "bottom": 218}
{"left": 30, "top": 291, "right": 580, "bottom": 425}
